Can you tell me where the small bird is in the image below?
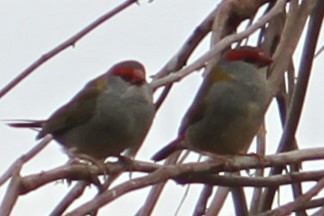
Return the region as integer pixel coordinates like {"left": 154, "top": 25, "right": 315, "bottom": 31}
{"left": 9, "top": 60, "right": 155, "bottom": 161}
{"left": 152, "top": 47, "right": 272, "bottom": 161}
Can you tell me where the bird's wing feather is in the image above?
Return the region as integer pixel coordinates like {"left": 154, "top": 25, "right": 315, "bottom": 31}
{"left": 179, "top": 65, "right": 228, "bottom": 135}
{"left": 38, "top": 80, "right": 103, "bottom": 138}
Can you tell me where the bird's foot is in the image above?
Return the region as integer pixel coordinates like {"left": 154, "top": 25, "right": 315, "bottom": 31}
{"left": 118, "top": 155, "right": 134, "bottom": 179}
{"left": 66, "top": 153, "right": 108, "bottom": 193}
{"left": 208, "top": 154, "right": 234, "bottom": 167}
{"left": 99, "top": 155, "right": 133, "bottom": 191}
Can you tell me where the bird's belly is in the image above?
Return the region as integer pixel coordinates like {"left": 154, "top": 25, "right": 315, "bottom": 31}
{"left": 55, "top": 100, "right": 154, "bottom": 159}
{"left": 186, "top": 101, "right": 263, "bottom": 155}
{"left": 55, "top": 119, "right": 130, "bottom": 159}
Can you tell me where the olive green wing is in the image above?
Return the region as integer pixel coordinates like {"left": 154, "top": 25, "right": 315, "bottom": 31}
{"left": 37, "top": 80, "right": 102, "bottom": 139}
{"left": 179, "top": 65, "right": 230, "bottom": 135}
{"left": 178, "top": 79, "right": 210, "bottom": 135}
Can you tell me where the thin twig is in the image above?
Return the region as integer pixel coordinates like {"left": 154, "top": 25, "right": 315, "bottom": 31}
{"left": 314, "top": 44, "right": 324, "bottom": 58}
{"left": 9, "top": 147, "right": 324, "bottom": 197}
{"left": 0, "top": 165, "right": 22, "bottom": 216}
{"left": 0, "top": 0, "right": 138, "bottom": 100}
{"left": 0, "top": 135, "right": 52, "bottom": 186}
{"left": 153, "top": 6, "right": 216, "bottom": 110}
{"left": 150, "top": 0, "right": 285, "bottom": 90}
{"left": 193, "top": 185, "right": 213, "bottom": 216}
{"left": 205, "top": 187, "right": 229, "bottom": 216}
{"left": 50, "top": 181, "right": 88, "bottom": 216}
{"left": 136, "top": 153, "right": 181, "bottom": 216}
{"left": 261, "top": 177, "right": 324, "bottom": 216}
{"left": 65, "top": 165, "right": 324, "bottom": 215}
{"left": 153, "top": 6, "right": 217, "bottom": 80}
{"left": 261, "top": 0, "right": 322, "bottom": 210}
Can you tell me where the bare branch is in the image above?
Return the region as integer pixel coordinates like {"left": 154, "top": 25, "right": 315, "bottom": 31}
{"left": 0, "top": 164, "right": 22, "bottom": 216}
{"left": 150, "top": 0, "right": 285, "bottom": 90}
{"left": 0, "top": 0, "right": 138, "bottom": 100}
{"left": 261, "top": 0, "right": 322, "bottom": 210}
{"left": 0, "top": 135, "right": 52, "bottom": 186}
{"left": 50, "top": 182, "right": 88, "bottom": 216}
{"left": 193, "top": 185, "right": 213, "bottom": 216}
{"left": 261, "top": 177, "right": 324, "bottom": 216}
{"left": 65, "top": 147, "right": 324, "bottom": 215}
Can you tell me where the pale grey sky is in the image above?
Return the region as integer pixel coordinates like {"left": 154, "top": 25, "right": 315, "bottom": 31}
{"left": 0, "top": 0, "right": 323, "bottom": 215}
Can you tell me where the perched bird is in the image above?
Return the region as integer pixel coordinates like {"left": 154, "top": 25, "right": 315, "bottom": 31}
{"left": 152, "top": 47, "right": 272, "bottom": 161}
{"left": 9, "top": 60, "right": 155, "bottom": 161}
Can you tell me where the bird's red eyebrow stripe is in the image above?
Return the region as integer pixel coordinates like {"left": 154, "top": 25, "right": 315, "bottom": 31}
{"left": 224, "top": 48, "right": 273, "bottom": 67}
{"left": 112, "top": 67, "right": 145, "bottom": 83}
{"left": 225, "top": 49, "right": 260, "bottom": 61}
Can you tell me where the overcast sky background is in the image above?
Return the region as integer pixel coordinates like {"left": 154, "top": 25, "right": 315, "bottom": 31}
{"left": 0, "top": 0, "right": 323, "bottom": 215}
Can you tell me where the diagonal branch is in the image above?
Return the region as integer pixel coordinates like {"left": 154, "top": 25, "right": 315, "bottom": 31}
{"left": 150, "top": 0, "right": 285, "bottom": 90}
{"left": 261, "top": 0, "right": 323, "bottom": 210}
{"left": 0, "top": 0, "right": 138, "bottom": 100}
{"left": 0, "top": 135, "right": 52, "bottom": 186}
{"left": 63, "top": 147, "right": 324, "bottom": 215}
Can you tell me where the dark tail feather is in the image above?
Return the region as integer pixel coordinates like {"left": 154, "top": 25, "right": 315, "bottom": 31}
{"left": 6, "top": 121, "right": 43, "bottom": 128}
{"left": 151, "top": 137, "right": 184, "bottom": 161}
